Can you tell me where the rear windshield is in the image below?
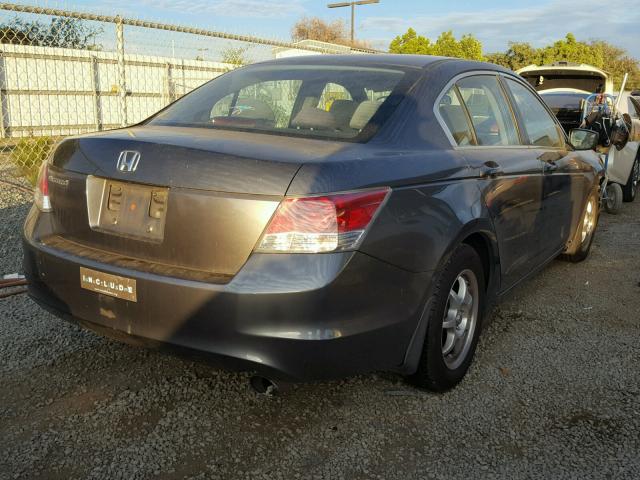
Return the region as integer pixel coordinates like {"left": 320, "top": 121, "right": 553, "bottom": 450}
{"left": 148, "top": 64, "right": 415, "bottom": 142}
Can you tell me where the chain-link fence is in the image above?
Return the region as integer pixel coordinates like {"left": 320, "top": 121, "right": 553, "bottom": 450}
{"left": 0, "top": 2, "right": 375, "bottom": 188}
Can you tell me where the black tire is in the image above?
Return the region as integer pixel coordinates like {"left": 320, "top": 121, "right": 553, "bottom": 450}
{"left": 560, "top": 190, "right": 599, "bottom": 263}
{"left": 408, "top": 244, "right": 485, "bottom": 392}
{"left": 622, "top": 157, "right": 639, "bottom": 202}
{"left": 605, "top": 183, "right": 623, "bottom": 214}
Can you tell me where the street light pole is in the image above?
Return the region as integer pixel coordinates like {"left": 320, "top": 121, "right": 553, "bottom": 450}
{"left": 327, "top": 0, "right": 379, "bottom": 44}
{"left": 350, "top": 2, "right": 355, "bottom": 44}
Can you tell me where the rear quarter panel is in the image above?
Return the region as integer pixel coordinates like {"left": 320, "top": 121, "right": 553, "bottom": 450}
{"left": 288, "top": 148, "right": 492, "bottom": 274}
{"left": 362, "top": 177, "right": 493, "bottom": 273}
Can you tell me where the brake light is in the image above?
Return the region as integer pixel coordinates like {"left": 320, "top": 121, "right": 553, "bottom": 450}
{"left": 256, "top": 187, "right": 390, "bottom": 253}
{"left": 34, "top": 162, "right": 52, "bottom": 212}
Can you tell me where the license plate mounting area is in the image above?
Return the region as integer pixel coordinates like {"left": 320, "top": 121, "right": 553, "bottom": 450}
{"left": 87, "top": 177, "right": 169, "bottom": 242}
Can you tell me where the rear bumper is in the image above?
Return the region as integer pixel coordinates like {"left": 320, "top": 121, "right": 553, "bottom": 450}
{"left": 23, "top": 210, "right": 431, "bottom": 381}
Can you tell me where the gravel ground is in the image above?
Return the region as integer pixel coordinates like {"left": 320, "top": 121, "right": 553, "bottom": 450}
{"left": 1, "top": 165, "right": 639, "bottom": 480}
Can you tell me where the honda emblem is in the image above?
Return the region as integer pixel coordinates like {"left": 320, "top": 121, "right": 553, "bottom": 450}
{"left": 116, "top": 151, "right": 141, "bottom": 172}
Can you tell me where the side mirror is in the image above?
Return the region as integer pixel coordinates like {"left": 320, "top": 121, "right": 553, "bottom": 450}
{"left": 569, "top": 128, "right": 599, "bottom": 151}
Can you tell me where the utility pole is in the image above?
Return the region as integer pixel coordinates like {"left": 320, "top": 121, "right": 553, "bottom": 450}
{"left": 327, "top": 0, "right": 379, "bottom": 44}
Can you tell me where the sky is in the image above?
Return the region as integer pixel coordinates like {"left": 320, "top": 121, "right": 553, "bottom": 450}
{"left": 16, "top": 0, "right": 640, "bottom": 57}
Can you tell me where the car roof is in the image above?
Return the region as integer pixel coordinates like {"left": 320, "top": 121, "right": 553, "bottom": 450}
{"left": 253, "top": 54, "right": 514, "bottom": 73}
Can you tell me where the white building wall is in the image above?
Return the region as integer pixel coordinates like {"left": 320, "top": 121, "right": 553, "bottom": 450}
{"left": 0, "top": 43, "right": 232, "bottom": 138}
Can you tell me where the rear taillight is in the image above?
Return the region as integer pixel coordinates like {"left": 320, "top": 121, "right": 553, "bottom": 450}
{"left": 34, "top": 162, "right": 52, "bottom": 212}
{"left": 256, "top": 187, "right": 390, "bottom": 253}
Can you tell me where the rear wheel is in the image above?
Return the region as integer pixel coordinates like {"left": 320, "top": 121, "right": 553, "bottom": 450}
{"left": 408, "top": 244, "right": 485, "bottom": 392}
{"left": 622, "top": 158, "right": 639, "bottom": 202}
{"left": 561, "top": 191, "right": 599, "bottom": 262}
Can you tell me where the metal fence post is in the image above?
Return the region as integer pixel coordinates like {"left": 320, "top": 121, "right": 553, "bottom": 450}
{"left": 181, "top": 59, "right": 186, "bottom": 98}
{"left": 90, "top": 56, "right": 101, "bottom": 131}
{"left": 116, "top": 16, "right": 127, "bottom": 127}
{"left": 0, "top": 55, "right": 7, "bottom": 140}
{"left": 164, "top": 62, "right": 173, "bottom": 104}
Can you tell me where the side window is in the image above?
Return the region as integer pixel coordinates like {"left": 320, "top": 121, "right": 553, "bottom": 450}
{"left": 505, "top": 78, "right": 563, "bottom": 148}
{"left": 457, "top": 75, "right": 519, "bottom": 146}
{"left": 438, "top": 87, "right": 475, "bottom": 146}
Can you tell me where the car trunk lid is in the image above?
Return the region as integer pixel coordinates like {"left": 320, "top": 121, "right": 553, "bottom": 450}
{"left": 52, "top": 125, "right": 332, "bottom": 194}
{"left": 518, "top": 63, "right": 612, "bottom": 94}
{"left": 45, "top": 126, "right": 349, "bottom": 280}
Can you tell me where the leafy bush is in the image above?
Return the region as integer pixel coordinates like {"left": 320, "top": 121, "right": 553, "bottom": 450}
{"left": 10, "top": 136, "right": 55, "bottom": 185}
{"left": 0, "top": 17, "right": 103, "bottom": 50}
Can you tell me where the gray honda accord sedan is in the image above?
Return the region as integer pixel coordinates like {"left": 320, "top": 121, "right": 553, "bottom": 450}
{"left": 23, "top": 55, "right": 603, "bottom": 391}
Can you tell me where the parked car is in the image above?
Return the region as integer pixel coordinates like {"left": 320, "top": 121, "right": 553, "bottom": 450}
{"left": 517, "top": 62, "right": 610, "bottom": 135}
{"left": 518, "top": 62, "right": 613, "bottom": 95}
{"left": 615, "top": 91, "right": 640, "bottom": 201}
{"left": 538, "top": 91, "right": 589, "bottom": 133}
{"left": 23, "top": 55, "right": 603, "bottom": 392}
{"left": 519, "top": 62, "right": 640, "bottom": 203}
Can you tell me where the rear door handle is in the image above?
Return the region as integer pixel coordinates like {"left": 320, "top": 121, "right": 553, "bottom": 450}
{"left": 480, "top": 161, "right": 503, "bottom": 178}
{"left": 544, "top": 161, "right": 558, "bottom": 174}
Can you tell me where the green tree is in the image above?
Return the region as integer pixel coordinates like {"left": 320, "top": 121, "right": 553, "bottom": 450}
{"left": 0, "top": 17, "right": 102, "bottom": 49}
{"left": 388, "top": 28, "right": 431, "bottom": 55}
{"left": 486, "top": 33, "right": 639, "bottom": 90}
{"left": 486, "top": 42, "right": 541, "bottom": 71}
{"left": 431, "top": 31, "right": 460, "bottom": 57}
{"left": 539, "top": 33, "right": 603, "bottom": 67}
{"left": 590, "top": 40, "right": 640, "bottom": 90}
{"left": 220, "top": 45, "right": 250, "bottom": 70}
{"left": 458, "top": 34, "right": 484, "bottom": 62}
{"left": 388, "top": 28, "right": 483, "bottom": 61}
{"left": 488, "top": 34, "right": 598, "bottom": 69}
{"left": 10, "top": 136, "right": 55, "bottom": 185}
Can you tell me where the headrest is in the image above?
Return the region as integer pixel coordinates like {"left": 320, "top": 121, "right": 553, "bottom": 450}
{"left": 291, "top": 105, "right": 337, "bottom": 130}
{"left": 330, "top": 100, "right": 358, "bottom": 127}
{"left": 349, "top": 100, "right": 380, "bottom": 130}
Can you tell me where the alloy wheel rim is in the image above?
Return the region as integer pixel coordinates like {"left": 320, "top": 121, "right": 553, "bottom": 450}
{"left": 581, "top": 198, "right": 596, "bottom": 244}
{"left": 441, "top": 269, "right": 479, "bottom": 370}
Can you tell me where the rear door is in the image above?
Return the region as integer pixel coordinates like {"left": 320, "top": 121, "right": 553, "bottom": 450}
{"left": 503, "top": 77, "right": 591, "bottom": 261}
{"left": 438, "top": 74, "right": 546, "bottom": 289}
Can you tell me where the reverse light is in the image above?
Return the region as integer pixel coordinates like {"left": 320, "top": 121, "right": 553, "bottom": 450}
{"left": 256, "top": 187, "right": 390, "bottom": 253}
{"left": 34, "top": 161, "right": 52, "bottom": 212}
